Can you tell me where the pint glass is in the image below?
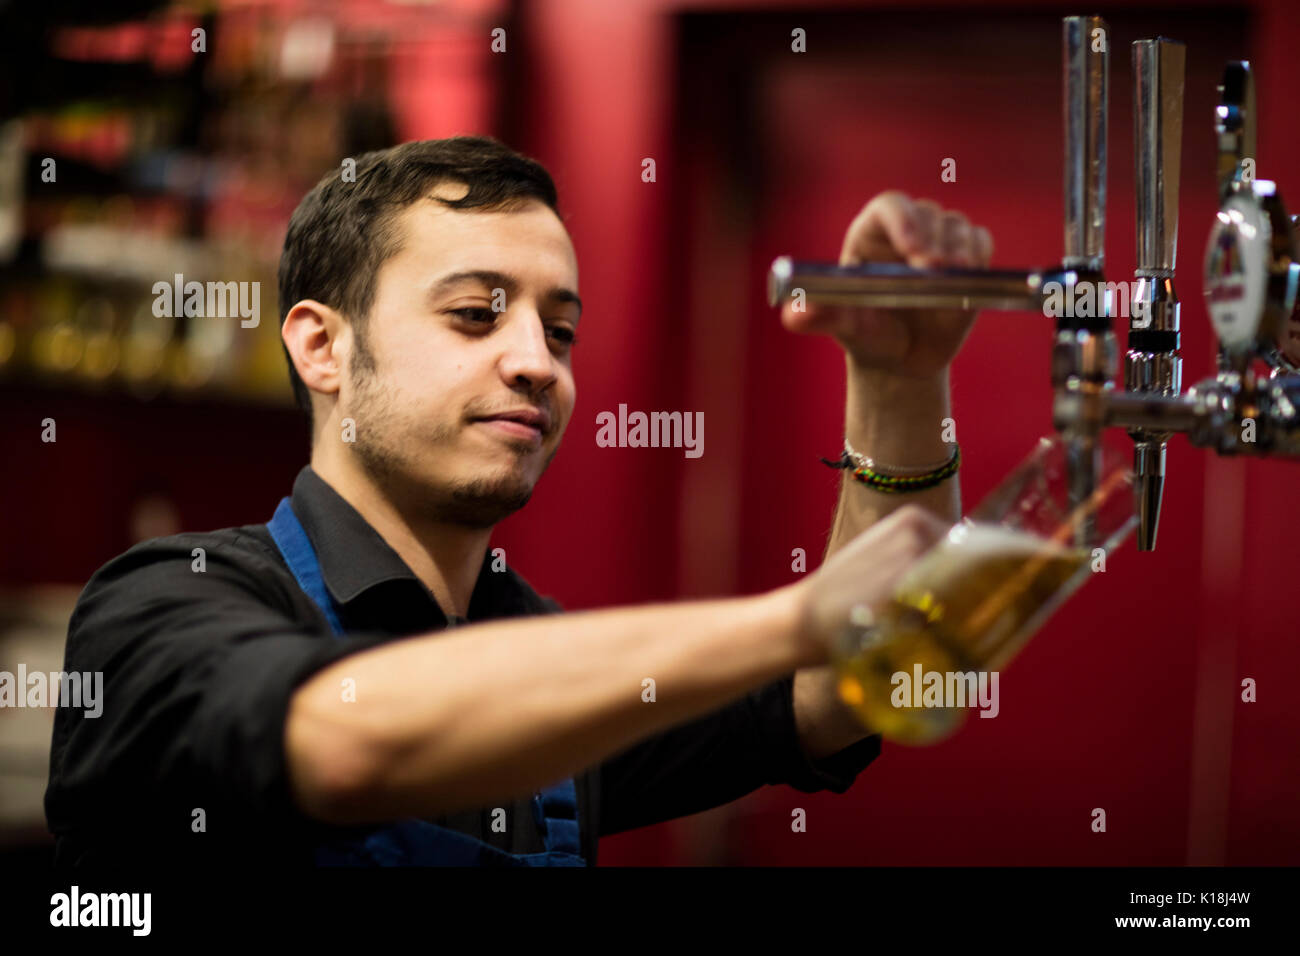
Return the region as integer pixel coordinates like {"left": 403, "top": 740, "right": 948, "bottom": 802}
{"left": 832, "top": 434, "right": 1138, "bottom": 744}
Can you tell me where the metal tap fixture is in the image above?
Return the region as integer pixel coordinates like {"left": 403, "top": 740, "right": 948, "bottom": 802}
{"left": 766, "top": 14, "right": 1300, "bottom": 553}
{"left": 1126, "top": 37, "right": 1184, "bottom": 550}
{"left": 1202, "top": 62, "right": 1300, "bottom": 378}
{"left": 1056, "top": 15, "right": 1113, "bottom": 549}
{"left": 1074, "top": 59, "right": 1300, "bottom": 543}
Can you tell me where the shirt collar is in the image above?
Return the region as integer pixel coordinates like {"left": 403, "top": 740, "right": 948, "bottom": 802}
{"left": 288, "top": 465, "right": 545, "bottom": 623}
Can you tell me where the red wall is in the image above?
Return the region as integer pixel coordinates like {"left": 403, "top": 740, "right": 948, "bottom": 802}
{"left": 508, "top": 0, "right": 1300, "bottom": 865}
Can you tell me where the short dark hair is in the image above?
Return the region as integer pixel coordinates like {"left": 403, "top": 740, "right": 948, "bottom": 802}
{"left": 277, "top": 136, "right": 562, "bottom": 427}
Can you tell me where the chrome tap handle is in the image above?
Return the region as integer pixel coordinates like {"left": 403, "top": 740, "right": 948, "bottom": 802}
{"left": 1063, "top": 15, "right": 1109, "bottom": 272}
{"left": 1128, "top": 37, "right": 1186, "bottom": 551}
{"left": 1133, "top": 39, "right": 1185, "bottom": 278}
{"left": 1058, "top": 16, "right": 1112, "bottom": 543}
{"left": 765, "top": 258, "right": 1093, "bottom": 312}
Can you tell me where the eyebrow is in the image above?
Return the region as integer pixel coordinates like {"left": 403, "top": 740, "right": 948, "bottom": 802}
{"left": 430, "top": 270, "right": 582, "bottom": 323}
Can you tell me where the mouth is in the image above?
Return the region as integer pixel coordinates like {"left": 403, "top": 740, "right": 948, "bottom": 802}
{"left": 476, "top": 419, "right": 543, "bottom": 443}
{"left": 472, "top": 408, "right": 550, "bottom": 445}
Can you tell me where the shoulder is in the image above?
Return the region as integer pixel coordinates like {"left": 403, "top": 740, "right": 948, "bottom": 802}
{"left": 77, "top": 523, "right": 281, "bottom": 590}
{"left": 69, "top": 522, "right": 298, "bottom": 634}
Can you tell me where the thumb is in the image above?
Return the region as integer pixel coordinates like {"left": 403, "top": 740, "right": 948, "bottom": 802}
{"left": 780, "top": 298, "right": 850, "bottom": 338}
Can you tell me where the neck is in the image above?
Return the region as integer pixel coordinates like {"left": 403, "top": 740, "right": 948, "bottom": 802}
{"left": 310, "top": 446, "right": 491, "bottom": 620}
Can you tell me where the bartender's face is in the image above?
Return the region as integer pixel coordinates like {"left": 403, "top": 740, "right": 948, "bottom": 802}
{"left": 342, "top": 183, "right": 579, "bottom": 527}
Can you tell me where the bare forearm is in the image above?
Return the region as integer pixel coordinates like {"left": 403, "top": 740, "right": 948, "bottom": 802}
{"left": 825, "top": 359, "right": 961, "bottom": 561}
{"left": 287, "top": 584, "right": 810, "bottom": 824}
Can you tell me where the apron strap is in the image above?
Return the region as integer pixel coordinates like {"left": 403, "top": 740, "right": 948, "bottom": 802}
{"left": 534, "top": 780, "right": 581, "bottom": 855}
{"left": 268, "top": 497, "right": 345, "bottom": 637}
{"left": 266, "top": 494, "right": 584, "bottom": 862}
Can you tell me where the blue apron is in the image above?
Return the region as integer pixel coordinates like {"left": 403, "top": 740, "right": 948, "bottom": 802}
{"left": 268, "top": 497, "right": 585, "bottom": 866}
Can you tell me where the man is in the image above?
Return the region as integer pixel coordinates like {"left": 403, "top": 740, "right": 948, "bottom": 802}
{"left": 45, "top": 136, "right": 992, "bottom": 866}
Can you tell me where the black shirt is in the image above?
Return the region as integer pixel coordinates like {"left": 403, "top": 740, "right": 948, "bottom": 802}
{"left": 45, "top": 466, "right": 882, "bottom": 866}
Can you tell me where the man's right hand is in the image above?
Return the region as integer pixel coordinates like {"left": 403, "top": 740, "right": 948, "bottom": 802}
{"left": 792, "top": 504, "right": 952, "bottom": 666}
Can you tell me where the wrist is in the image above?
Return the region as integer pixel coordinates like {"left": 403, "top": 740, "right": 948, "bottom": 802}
{"left": 767, "top": 580, "right": 828, "bottom": 669}
{"left": 846, "top": 355, "right": 950, "bottom": 396}
{"left": 844, "top": 362, "right": 953, "bottom": 466}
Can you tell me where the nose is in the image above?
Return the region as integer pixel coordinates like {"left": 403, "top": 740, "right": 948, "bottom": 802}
{"left": 497, "top": 307, "right": 558, "bottom": 396}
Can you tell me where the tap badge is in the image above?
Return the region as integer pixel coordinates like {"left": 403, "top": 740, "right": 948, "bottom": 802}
{"left": 1204, "top": 193, "right": 1269, "bottom": 352}
{"left": 1209, "top": 230, "right": 1242, "bottom": 279}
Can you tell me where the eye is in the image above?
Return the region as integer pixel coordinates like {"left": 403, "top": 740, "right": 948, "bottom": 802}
{"left": 450, "top": 307, "right": 578, "bottom": 349}
{"left": 450, "top": 307, "right": 497, "bottom": 325}
{"left": 547, "top": 325, "right": 579, "bottom": 347}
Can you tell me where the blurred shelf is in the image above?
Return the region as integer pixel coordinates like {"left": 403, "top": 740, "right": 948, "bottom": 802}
{"left": 19, "top": 1, "right": 169, "bottom": 30}
{"left": 0, "top": 373, "right": 297, "bottom": 412}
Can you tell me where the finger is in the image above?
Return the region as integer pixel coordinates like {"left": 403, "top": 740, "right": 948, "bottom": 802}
{"left": 840, "top": 504, "right": 949, "bottom": 570}
{"left": 780, "top": 297, "right": 845, "bottom": 337}
{"left": 973, "top": 226, "right": 994, "bottom": 266}
{"left": 888, "top": 502, "right": 953, "bottom": 539}
{"left": 841, "top": 191, "right": 929, "bottom": 266}
{"left": 938, "top": 211, "right": 974, "bottom": 266}
{"left": 911, "top": 199, "right": 946, "bottom": 265}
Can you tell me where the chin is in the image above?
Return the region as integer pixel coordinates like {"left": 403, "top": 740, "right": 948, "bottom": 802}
{"left": 456, "top": 455, "right": 537, "bottom": 494}
{"left": 446, "top": 475, "right": 535, "bottom": 527}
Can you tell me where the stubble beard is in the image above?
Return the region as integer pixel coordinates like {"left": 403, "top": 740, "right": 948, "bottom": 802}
{"left": 347, "top": 335, "right": 551, "bottom": 529}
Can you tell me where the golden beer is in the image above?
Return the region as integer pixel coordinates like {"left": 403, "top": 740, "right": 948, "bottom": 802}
{"left": 834, "top": 523, "right": 1092, "bottom": 745}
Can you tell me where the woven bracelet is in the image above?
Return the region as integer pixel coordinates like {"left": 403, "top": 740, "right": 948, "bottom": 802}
{"left": 820, "top": 443, "right": 961, "bottom": 494}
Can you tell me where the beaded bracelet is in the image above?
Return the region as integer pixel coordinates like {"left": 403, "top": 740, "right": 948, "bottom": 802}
{"left": 820, "top": 440, "right": 961, "bottom": 494}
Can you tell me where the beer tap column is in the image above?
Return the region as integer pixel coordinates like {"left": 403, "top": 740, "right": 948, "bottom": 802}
{"left": 1056, "top": 15, "right": 1114, "bottom": 540}
{"left": 1128, "top": 39, "right": 1186, "bottom": 551}
{"left": 1062, "top": 16, "right": 1108, "bottom": 275}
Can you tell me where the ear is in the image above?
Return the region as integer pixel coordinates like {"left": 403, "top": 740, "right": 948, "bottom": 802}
{"left": 282, "top": 299, "right": 348, "bottom": 403}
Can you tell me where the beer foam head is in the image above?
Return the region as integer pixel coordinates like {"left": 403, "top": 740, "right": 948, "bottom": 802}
{"left": 946, "top": 521, "right": 1074, "bottom": 558}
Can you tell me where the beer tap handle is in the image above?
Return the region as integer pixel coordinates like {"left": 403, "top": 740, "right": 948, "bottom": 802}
{"left": 1063, "top": 15, "right": 1109, "bottom": 272}
{"left": 1134, "top": 39, "right": 1185, "bottom": 279}
{"left": 1129, "top": 37, "right": 1186, "bottom": 552}
{"left": 1058, "top": 16, "right": 1112, "bottom": 544}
